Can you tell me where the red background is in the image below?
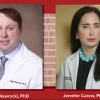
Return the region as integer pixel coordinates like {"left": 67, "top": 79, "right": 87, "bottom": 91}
{"left": 0, "top": 0, "right": 100, "bottom": 13}
{"left": 0, "top": 0, "right": 100, "bottom": 100}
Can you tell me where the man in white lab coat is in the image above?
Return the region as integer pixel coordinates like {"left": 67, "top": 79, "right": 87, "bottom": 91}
{"left": 0, "top": 7, "right": 43, "bottom": 89}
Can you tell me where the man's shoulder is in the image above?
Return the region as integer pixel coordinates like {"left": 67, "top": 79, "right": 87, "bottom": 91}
{"left": 21, "top": 42, "right": 43, "bottom": 63}
{"left": 28, "top": 49, "right": 42, "bottom": 62}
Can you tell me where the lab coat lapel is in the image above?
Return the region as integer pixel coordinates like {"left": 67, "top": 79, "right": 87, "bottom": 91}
{"left": 0, "top": 43, "right": 28, "bottom": 88}
{"left": 85, "top": 59, "right": 96, "bottom": 89}
{"left": 68, "top": 51, "right": 79, "bottom": 89}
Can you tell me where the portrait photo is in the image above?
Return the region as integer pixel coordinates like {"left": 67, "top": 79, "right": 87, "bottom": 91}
{"left": 0, "top": 4, "right": 43, "bottom": 89}
{"left": 56, "top": 5, "right": 100, "bottom": 89}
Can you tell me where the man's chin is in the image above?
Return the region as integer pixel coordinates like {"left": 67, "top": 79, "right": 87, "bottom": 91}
{"left": 0, "top": 48, "right": 10, "bottom": 54}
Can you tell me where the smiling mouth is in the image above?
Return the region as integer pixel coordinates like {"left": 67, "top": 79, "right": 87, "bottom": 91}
{"left": 0, "top": 41, "right": 9, "bottom": 45}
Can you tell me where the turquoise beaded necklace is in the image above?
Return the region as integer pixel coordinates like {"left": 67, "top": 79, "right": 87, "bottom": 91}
{"left": 79, "top": 48, "right": 96, "bottom": 62}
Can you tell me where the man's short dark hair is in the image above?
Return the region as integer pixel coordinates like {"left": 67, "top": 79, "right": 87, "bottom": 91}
{"left": 0, "top": 7, "right": 22, "bottom": 29}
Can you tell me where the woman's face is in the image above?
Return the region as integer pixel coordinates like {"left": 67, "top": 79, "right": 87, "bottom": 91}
{"left": 77, "top": 12, "right": 100, "bottom": 49}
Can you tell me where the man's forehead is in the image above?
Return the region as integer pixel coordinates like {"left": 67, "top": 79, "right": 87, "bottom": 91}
{"left": 0, "top": 13, "right": 14, "bottom": 21}
{"left": 0, "top": 14, "right": 17, "bottom": 25}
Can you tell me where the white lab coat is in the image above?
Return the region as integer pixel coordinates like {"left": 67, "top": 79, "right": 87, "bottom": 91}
{"left": 57, "top": 50, "right": 100, "bottom": 89}
{"left": 0, "top": 43, "right": 43, "bottom": 89}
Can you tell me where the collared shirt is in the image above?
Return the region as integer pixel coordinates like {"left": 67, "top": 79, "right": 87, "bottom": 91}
{"left": 0, "top": 41, "right": 22, "bottom": 72}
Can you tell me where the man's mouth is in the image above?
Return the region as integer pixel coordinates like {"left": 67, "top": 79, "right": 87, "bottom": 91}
{"left": 0, "top": 41, "right": 9, "bottom": 45}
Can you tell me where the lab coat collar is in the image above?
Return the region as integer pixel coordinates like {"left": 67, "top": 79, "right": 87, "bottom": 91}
{"left": 0, "top": 41, "right": 22, "bottom": 61}
{"left": 67, "top": 51, "right": 79, "bottom": 89}
{"left": 0, "top": 42, "right": 28, "bottom": 88}
{"left": 67, "top": 50, "right": 96, "bottom": 89}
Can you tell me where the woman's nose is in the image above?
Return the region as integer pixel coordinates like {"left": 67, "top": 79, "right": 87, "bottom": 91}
{"left": 89, "top": 27, "right": 94, "bottom": 36}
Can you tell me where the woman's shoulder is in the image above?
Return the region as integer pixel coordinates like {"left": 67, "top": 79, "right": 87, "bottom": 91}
{"left": 62, "top": 50, "right": 78, "bottom": 64}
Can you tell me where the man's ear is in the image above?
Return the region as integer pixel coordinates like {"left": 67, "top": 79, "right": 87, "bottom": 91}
{"left": 19, "top": 28, "right": 22, "bottom": 34}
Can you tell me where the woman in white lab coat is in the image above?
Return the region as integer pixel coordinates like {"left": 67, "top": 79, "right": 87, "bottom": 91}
{"left": 57, "top": 6, "right": 100, "bottom": 89}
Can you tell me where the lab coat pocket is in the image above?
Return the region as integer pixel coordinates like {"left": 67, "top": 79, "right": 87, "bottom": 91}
{"left": 64, "top": 76, "right": 73, "bottom": 89}
{"left": 3, "top": 78, "right": 29, "bottom": 89}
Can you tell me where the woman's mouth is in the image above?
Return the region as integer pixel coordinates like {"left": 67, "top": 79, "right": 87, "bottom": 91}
{"left": 87, "top": 38, "right": 95, "bottom": 42}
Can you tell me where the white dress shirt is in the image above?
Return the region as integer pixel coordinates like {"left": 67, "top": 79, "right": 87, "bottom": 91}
{"left": 0, "top": 41, "right": 22, "bottom": 73}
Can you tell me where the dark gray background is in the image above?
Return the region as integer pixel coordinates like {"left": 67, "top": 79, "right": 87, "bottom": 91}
{"left": 0, "top": 4, "right": 43, "bottom": 58}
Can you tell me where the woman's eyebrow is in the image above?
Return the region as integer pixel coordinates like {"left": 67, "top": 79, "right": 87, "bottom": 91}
{"left": 82, "top": 23, "right": 100, "bottom": 25}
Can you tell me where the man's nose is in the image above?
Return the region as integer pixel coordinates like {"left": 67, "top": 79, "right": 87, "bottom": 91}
{"left": 1, "top": 30, "right": 8, "bottom": 37}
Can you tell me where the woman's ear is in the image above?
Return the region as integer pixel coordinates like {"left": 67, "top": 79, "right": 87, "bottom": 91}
{"left": 76, "top": 33, "right": 78, "bottom": 39}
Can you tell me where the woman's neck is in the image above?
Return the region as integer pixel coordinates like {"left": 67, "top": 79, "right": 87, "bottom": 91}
{"left": 81, "top": 45, "right": 98, "bottom": 58}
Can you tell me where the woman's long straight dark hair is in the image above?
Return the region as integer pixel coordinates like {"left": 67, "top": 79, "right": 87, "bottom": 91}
{"left": 70, "top": 6, "right": 100, "bottom": 81}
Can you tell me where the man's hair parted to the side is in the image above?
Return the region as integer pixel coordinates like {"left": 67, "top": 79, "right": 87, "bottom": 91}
{"left": 0, "top": 7, "right": 22, "bottom": 29}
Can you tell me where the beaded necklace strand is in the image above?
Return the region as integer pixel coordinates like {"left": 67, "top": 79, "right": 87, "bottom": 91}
{"left": 79, "top": 48, "right": 96, "bottom": 62}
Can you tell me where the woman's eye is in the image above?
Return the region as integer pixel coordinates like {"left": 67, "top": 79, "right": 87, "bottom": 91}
{"left": 95, "top": 25, "right": 100, "bottom": 28}
{"left": 83, "top": 25, "right": 88, "bottom": 29}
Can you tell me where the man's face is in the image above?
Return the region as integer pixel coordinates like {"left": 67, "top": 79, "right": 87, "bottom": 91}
{"left": 0, "top": 13, "right": 22, "bottom": 55}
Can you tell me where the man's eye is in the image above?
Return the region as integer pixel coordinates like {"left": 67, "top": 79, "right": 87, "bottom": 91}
{"left": 7, "top": 27, "right": 14, "bottom": 30}
{"left": 0, "top": 27, "right": 2, "bottom": 30}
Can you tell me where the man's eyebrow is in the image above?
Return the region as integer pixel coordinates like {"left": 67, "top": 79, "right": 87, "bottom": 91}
{"left": 6, "top": 25, "right": 15, "bottom": 27}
